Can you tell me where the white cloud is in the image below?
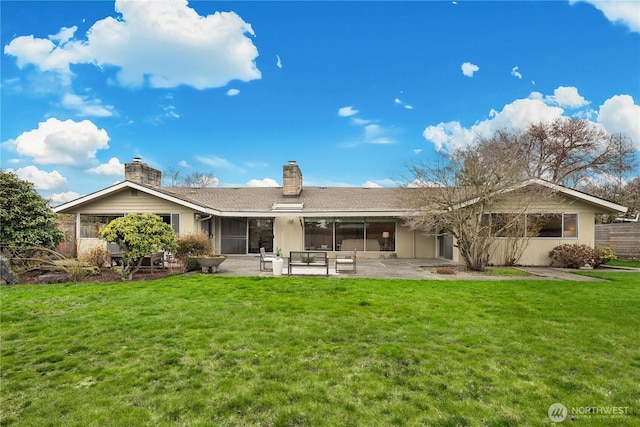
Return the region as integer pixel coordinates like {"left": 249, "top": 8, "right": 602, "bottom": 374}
{"left": 178, "top": 160, "right": 190, "bottom": 168}
{"left": 338, "top": 106, "right": 359, "bottom": 117}
{"left": 61, "top": 93, "right": 114, "bottom": 117}
{"left": 196, "top": 155, "right": 239, "bottom": 171}
{"left": 4, "top": 0, "right": 261, "bottom": 89}
{"left": 423, "top": 87, "right": 640, "bottom": 154}
{"left": 547, "top": 86, "right": 589, "bottom": 108}
{"left": 571, "top": 0, "right": 640, "bottom": 32}
{"left": 86, "top": 157, "right": 124, "bottom": 176}
{"left": 461, "top": 62, "right": 479, "bottom": 77}
{"left": 423, "top": 96, "right": 565, "bottom": 152}
{"left": 9, "top": 165, "right": 67, "bottom": 190}
{"left": 49, "top": 26, "right": 77, "bottom": 44}
{"left": 364, "top": 124, "right": 395, "bottom": 145}
{"left": 395, "top": 97, "right": 414, "bottom": 110}
{"left": 276, "top": 54, "right": 282, "bottom": 69}
{"left": 3, "top": 35, "right": 78, "bottom": 81}
{"left": 13, "top": 118, "right": 110, "bottom": 165}
{"left": 511, "top": 66, "right": 523, "bottom": 79}
{"left": 226, "top": 88, "right": 240, "bottom": 96}
{"left": 362, "top": 181, "right": 382, "bottom": 188}
{"left": 50, "top": 191, "right": 81, "bottom": 205}
{"left": 598, "top": 94, "right": 640, "bottom": 149}
{"left": 246, "top": 178, "right": 279, "bottom": 187}
{"left": 351, "top": 117, "right": 372, "bottom": 126}
{"left": 338, "top": 105, "right": 397, "bottom": 145}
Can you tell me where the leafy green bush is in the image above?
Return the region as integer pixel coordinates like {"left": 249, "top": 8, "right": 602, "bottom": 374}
{"left": 0, "top": 171, "right": 64, "bottom": 249}
{"left": 595, "top": 245, "right": 616, "bottom": 266}
{"left": 99, "top": 214, "right": 176, "bottom": 280}
{"left": 548, "top": 244, "right": 602, "bottom": 268}
{"left": 81, "top": 246, "right": 110, "bottom": 269}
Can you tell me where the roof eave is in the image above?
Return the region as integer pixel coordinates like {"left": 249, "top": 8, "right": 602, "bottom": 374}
{"left": 53, "top": 181, "right": 218, "bottom": 215}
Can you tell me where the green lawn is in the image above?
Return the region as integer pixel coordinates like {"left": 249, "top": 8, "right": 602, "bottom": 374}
{"left": 2, "top": 273, "right": 639, "bottom": 426}
{"left": 608, "top": 259, "right": 640, "bottom": 268}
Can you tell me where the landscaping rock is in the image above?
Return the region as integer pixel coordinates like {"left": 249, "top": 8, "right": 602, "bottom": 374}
{"left": 38, "top": 273, "right": 71, "bottom": 284}
{"left": 436, "top": 268, "right": 456, "bottom": 275}
{"left": 0, "top": 255, "right": 19, "bottom": 285}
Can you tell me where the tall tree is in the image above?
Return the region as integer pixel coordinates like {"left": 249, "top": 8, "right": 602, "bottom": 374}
{"left": 403, "top": 147, "right": 552, "bottom": 271}
{"left": 0, "top": 170, "right": 64, "bottom": 250}
{"left": 582, "top": 175, "right": 640, "bottom": 223}
{"left": 162, "top": 169, "right": 218, "bottom": 188}
{"left": 478, "top": 118, "right": 637, "bottom": 188}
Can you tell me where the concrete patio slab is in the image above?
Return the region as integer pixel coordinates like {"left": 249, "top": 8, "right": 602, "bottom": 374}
{"left": 211, "top": 256, "right": 613, "bottom": 281}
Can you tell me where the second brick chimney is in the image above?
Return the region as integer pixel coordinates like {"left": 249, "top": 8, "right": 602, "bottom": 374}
{"left": 124, "top": 157, "right": 162, "bottom": 187}
{"left": 282, "top": 160, "right": 302, "bottom": 197}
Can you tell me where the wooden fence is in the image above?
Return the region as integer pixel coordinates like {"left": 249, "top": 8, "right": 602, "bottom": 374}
{"left": 595, "top": 223, "right": 640, "bottom": 260}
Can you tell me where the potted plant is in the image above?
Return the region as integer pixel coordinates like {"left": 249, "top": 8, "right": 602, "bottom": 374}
{"left": 301, "top": 253, "right": 316, "bottom": 264}
{"left": 191, "top": 254, "right": 226, "bottom": 273}
{"left": 272, "top": 247, "right": 284, "bottom": 276}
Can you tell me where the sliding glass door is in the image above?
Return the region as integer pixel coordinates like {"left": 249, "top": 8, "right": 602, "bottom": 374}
{"left": 220, "top": 217, "right": 274, "bottom": 254}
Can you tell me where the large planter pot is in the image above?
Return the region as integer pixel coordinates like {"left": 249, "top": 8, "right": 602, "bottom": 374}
{"left": 191, "top": 256, "right": 226, "bottom": 273}
{"left": 272, "top": 258, "right": 284, "bottom": 276}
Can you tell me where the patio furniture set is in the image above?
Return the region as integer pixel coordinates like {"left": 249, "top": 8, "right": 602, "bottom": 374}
{"left": 260, "top": 248, "right": 357, "bottom": 276}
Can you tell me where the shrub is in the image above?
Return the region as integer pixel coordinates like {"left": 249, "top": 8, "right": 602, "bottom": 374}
{"left": 175, "top": 232, "right": 213, "bottom": 272}
{"left": 81, "top": 246, "right": 110, "bottom": 269}
{"left": 595, "top": 245, "right": 616, "bottom": 266}
{"left": 175, "top": 232, "right": 212, "bottom": 257}
{"left": 548, "top": 244, "right": 602, "bottom": 268}
{"left": 99, "top": 213, "right": 176, "bottom": 280}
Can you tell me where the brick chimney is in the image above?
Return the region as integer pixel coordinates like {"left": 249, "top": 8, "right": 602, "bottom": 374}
{"left": 283, "top": 160, "right": 302, "bottom": 196}
{"left": 124, "top": 157, "right": 162, "bottom": 187}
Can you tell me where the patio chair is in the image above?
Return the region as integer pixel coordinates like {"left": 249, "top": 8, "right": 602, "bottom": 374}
{"left": 335, "top": 250, "right": 357, "bottom": 273}
{"left": 259, "top": 247, "right": 276, "bottom": 271}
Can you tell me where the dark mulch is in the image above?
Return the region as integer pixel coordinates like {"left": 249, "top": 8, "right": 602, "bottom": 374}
{"left": 11, "top": 267, "right": 178, "bottom": 285}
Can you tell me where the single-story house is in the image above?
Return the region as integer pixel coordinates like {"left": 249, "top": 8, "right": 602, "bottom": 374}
{"left": 53, "top": 159, "right": 627, "bottom": 266}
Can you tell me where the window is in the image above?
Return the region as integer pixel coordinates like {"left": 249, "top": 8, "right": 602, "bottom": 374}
{"left": 366, "top": 221, "right": 396, "bottom": 251}
{"left": 303, "top": 219, "right": 396, "bottom": 251}
{"left": 80, "top": 215, "right": 122, "bottom": 238}
{"left": 249, "top": 218, "right": 273, "bottom": 254}
{"left": 336, "top": 221, "right": 365, "bottom": 251}
{"left": 491, "top": 214, "right": 525, "bottom": 238}
{"left": 158, "top": 214, "right": 180, "bottom": 234}
{"left": 304, "top": 219, "right": 334, "bottom": 250}
{"left": 563, "top": 214, "right": 578, "bottom": 238}
{"left": 527, "top": 213, "right": 577, "bottom": 238}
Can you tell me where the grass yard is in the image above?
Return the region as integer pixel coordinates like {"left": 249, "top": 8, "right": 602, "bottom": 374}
{"left": 608, "top": 259, "right": 640, "bottom": 268}
{"left": 1, "top": 272, "right": 639, "bottom": 426}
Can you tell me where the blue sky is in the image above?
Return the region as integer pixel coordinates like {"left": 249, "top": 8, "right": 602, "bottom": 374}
{"left": 2, "top": 0, "right": 639, "bottom": 204}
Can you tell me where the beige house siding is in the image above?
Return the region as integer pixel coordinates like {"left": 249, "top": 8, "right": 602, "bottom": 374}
{"left": 274, "top": 216, "right": 304, "bottom": 256}
{"left": 73, "top": 189, "right": 202, "bottom": 257}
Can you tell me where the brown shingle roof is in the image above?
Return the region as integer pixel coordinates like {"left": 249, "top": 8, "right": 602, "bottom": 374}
{"left": 161, "top": 186, "right": 419, "bottom": 214}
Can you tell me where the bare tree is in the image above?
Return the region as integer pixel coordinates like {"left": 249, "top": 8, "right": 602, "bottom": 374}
{"left": 478, "top": 119, "right": 637, "bottom": 188}
{"left": 403, "top": 147, "right": 552, "bottom": 271}
{"left": 582, "top": 175, "right": 640, "bottom": 223}
{"left": 162, "top": 169, "right": 219, "bottom": 188}
{"left": 162, "top": 168, "right": 183, "bottom": 187}
{"left": 183, "top": 172, "right": 219, "bottom": 188}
